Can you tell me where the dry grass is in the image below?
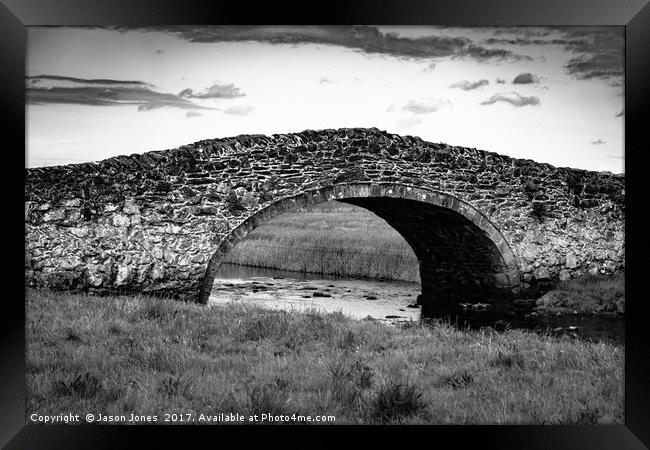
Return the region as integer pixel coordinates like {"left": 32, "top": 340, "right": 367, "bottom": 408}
{"left": 26, "top": 289, "right": 623, "bottom": 425}
{"left": 222, "top": 201, "right": 420, "bottom": 282}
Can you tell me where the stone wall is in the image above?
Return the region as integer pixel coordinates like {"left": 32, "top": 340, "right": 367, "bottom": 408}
{"left": 25, "top": 127, "right": 625, "bottom": 307}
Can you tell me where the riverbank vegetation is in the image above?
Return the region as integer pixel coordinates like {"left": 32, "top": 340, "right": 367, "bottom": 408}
{"left": 535, "top": 272, "right": 624, "bottom": 314}
{"left": 222, "top": 201, "right": 420, "bottom": 283}
{"left": 27, "top": 289, "right": 623, "bottom": 425}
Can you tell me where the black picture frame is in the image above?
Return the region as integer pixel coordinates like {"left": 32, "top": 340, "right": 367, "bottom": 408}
{"left": 5, "top": 0, "right": 649, "bottom": 448}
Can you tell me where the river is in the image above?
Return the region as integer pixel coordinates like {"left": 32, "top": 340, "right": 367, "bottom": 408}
{"left": 209, "top": 263, "right": 624, "bottom": 345}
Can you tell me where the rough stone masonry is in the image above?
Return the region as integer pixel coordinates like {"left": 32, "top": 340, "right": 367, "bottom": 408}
{"left": 25, "top": 128, "right": 624, "bottom": 315}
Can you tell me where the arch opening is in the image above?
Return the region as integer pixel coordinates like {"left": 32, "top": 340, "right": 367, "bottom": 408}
{"left": 200, "top": 183, "right": 520, "bottom": 318}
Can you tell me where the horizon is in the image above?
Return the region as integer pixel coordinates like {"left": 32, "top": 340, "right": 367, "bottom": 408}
{"left": 27, "top": 126, "right": 625, "bottom": 176}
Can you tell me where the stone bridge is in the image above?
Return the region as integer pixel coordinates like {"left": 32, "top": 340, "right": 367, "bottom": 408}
{"left": 25, "top": 128, "right": 625, "bottom": 317}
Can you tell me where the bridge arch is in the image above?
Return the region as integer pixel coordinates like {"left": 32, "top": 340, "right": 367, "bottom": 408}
{"left": 200, "top": 182, "right": 521, "bottom": 315}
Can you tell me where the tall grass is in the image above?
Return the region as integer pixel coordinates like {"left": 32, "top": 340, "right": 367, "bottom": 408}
{"left": 222, "top": 201, "right": 420, "bottom": 282}
{"left": 26, "top": 289, "right": 623, "bottom": 424}
{"left": 536, "top": 272, "right": 624, "bottom": 314}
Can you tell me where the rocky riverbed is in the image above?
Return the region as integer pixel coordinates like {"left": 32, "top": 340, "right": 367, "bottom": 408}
{"left": 209, "top": 264, "right": 624, "bottom": 344}
{"left": 210, "top": 273, "right": 421, "bottom": 323}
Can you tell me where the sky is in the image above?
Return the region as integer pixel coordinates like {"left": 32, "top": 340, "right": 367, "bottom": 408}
{"left": 26, "top": 26, "right": 624, "bottom": 173}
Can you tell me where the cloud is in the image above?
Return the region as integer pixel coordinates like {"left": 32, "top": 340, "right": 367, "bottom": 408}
{"left": 565, "top": 54, "right": 623, "bottom": 82}
{"left": 26, "top": 74, "right": 215, "bottom": 111}
{"left": 450, "top": 79, "right": 489, "bottom": 90}
{"left": 495, "top": 78, "right": 506, "bottom": 84}
{"left": 480, "top": 92, "right": 540, "bottom": 107}
{"left": 483, "top": 36, "right": 575, "bottom": 47}
{"left": 591, "top": 139, "right": 606, "bottom": 145}
{"left": 487, "top": 27, "right": 554, "bottom": 39}
{"left": 561, "top": 28, "right": 623, "bottom": 83}
{"left": 423, "top": 62, "right": 437, "bottom": 72}
{"left": 185, "top": 111, "right": 203, "bottom": 118}
{"left": 484, "top": 27, "right": 623, "bottom": 84}
{"left": 178, "top": 82, "right": 245, "bottom": 99}
{"left": 455, "top": 44, "right": 532, "bottom": 62}
{"left": 615, "top": 108, "right": 624, "bottom": 117}
{"left": 402, "top": 98, "right": 451, "bottom": 114}
{"left": 114, "top": 25, "right": 531, "bottom": 63}
{"left": 224, "top": 105, "right": 254, "bottom": 116}
{"left": 319, "top": 78, "right": 333, "bottom": 85}
{"left": 512, "top": 72, "right": 538, "bottom": 84}
{"left": 26, "top": 74, "right": 148, "bottom": 87}
{"left": 137, "top": 103, "right": 164, "bottom": 112}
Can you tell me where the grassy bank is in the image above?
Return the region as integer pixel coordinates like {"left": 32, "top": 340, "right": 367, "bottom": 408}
{"left": 222, "top": 201, "right": 420, "bottom": 283}
{"left": 26, "top": 289, "right": 623, "bottom": 424}
{"left": 536, "top": 272, "right": 625, "bottom": 314}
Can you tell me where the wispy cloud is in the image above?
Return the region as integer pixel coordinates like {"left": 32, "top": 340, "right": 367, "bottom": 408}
{"left": 423, "top": 62, "right": 437, "bottom": 72}
{"left": 319, "top": 77, "right": 334, "bottom": 85}
{"left": 114, "top": 25, "right": 532, "bottom": 63}
{"left": 456, "top": 44, "right": 532, "bottom": 62}
{"left": 591, "top": 139, "right": 606, "bottom": 145}
{"left": 178, "top": 82, "right": 245, "bottom": 99}
{"left": 450, "top": 79, "right": 489, "bottom": 90}
{"left": 480, "top": 92, "right": 540, "bottom": 107}
{"left": 224, "top": 105, "right": 254, "bottom": 116}
{"left": 615, "top": 108, "right": 624, "bottom": 117}
{"left": 402, "top": 98, "right": 451, "bottom": 114}
{"left": 185, "top": 111, "right": 203, "bottom": 119}
{"left": 484, "top": 27, "right": 623, "bottom": 84}
{"left": 562, "top": 28, "right": 623, "bottom": 83}
{"left": 26, "top": 75, "right": 216, "bottom": 111}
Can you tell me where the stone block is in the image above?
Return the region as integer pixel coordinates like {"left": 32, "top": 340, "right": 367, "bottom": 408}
{"left": 112, "top": 214, "right": 130, "bottom": 227}
{"left": 565, "top": 253, "right": 578, "bottom": 269}
{"left": 43, "top": 209, "right": 66, "bottom": 222}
